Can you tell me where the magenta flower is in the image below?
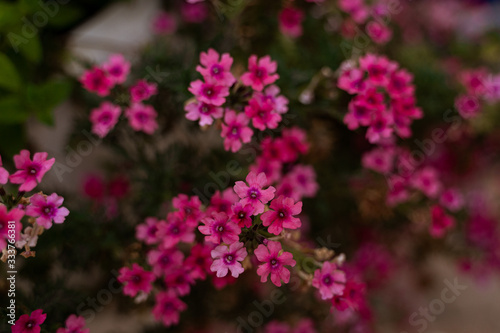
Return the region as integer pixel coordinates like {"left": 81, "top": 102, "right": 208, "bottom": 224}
{"left": 130, "top": 79, "right": 158, "bottom": 103}
{"left": 254, "top": 241, "right": 296, "bottom": 287}
{"left": 287, "top": 165, "right": 319, "bottom": 199}
{"left": 147, "top": 246, "right": 184, "bottom": 276}
{"left": 430, "top": 205, "right": 455, "bottom": 238}
{"left": 293, "top": 318, "right": 316, "bottom": 333}
{"left": 207, "top": 188, "right": 238, "bottom": 215}
{"left": 264, "top": 321, "right": 290, "bottom": 333}
{"left": 230, "top": 202, "right": 255, "bottom": 228}
{"left": 455, "top": 94, "right": 481, "bottom": 119}
{"left": 211, "top": 241, "right": 247, "bottom": 278}
{"left": 80, "top": 67, "right": 114, "bottom": 96}
{"left": 361, "top": 146, "right": 396, "bottom": 174}
{"left": 118, "top": 263, "right": 155, "bottom": 297}
{"left": 56, "top": 315, "right": 89, "bottom": 333}
{"left": 196, "top": 49, "right": 236, "bottom": 86}
{"left": 279, "top": 7, "right": 304, "bottom": 38}
{"left": 0, "top": 155, "right": 9, "bottom": 184}
{"left": 331, "top": 280, "right": 366, "bottom": 312}
{"left": 198, "top": 212, "right": 241, "bottom": 244}
{"left": 184, "top": 243, "right": 212, "bottom": 280}
{"left": 90, "top": 102, "right": 121, "bottom": 138}
{"left": 386, "top": 175, "right": 410, "bottom": 206}
{"left": 102, "top": 54, "right": 130, "bottom": 84}
{"left": 172, "top": 194, "right": 204, "bottom": 226}
{"left": 410, "top": 167, "right": 442, "bottom": 198}
{"left": 125, "top": 103, "right": 158, "bottom": 134}
{"left": 185, "top": 101, "right": 223, "bottom": 126}
{"left": 164, "top": 267, "right": 195, "bottom": 296}
{"left": 152, "top": 291, "right": 187, "bottom": 327}
{"left": 240, "top": 55, "right": 280, "bottom": 91}
{"left": 10, "top": 150, "right": 55, "bottom": 192}
{"left": 152, "top": 11, "right": 177, "bottom": 35}
{"left": 387, "top": 69, "right": 414, "bottom": 98}
{"left": 136, "top": 217, "right": 162, "bottom": 245}
{"left": 0, "top": 205, "right": 23, "bottom": 251}
{"left": 26, "top": 193, "right": 69, "bottom": 229}
{"left": 157, "top": 211, "right": 195, "bottom": 248}
{"left": 233, "top": 171, "right": 276, "bottom": 215}
{"left": 220, "top": 110, "right": 253, "bottom": 152}
{"left": 312, "top": 262, "right": 346, "bottom": 300}
{"left": 366, "top": 20, "right": 392, "bottom": 44}
{"left": 254, "top": 85, "right": 289, "bottom": 114}
{"left": 249, "top": 157, "right": 282, "bottom": 185}
{"left": 12, "top": 309, "right": 47, "bottom": 333}
{"left": 181, "top": 2, "right": 208, "bottom": 23}
{"left": 261, "top": 196, "right": 302, "bottom": 235}
{"left": 359, "top": 54, "right": 397, "bottom": 87}
{"left": 439, "top": 188, "right": 464, "bottom": 212}
{"left": 281, "top": 127, "right": 309, "bottom": 162}
{"left": 344, "top": 99, "right": 372, "bottom": 130}
{"left": 244, "top": 98, "right": 281, "bottom": 130}
{"left": 188, "top": 79, "right": 229, "bottom": 106}
{"left": 338, "top": 67, "right": 367, "bottom": 94}
{"left": 365, "top": 111, "right": 393, "bottom": 143}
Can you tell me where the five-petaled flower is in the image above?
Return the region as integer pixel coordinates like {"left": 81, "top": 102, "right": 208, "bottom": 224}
{"left": 261, "top": 195, "right": 302, "bottom": 235}
{"left": 10, "top": 150, "right": 55, "bottom": 192}
{"left": 254, "top": 241, "right": 296, "bottom": 287}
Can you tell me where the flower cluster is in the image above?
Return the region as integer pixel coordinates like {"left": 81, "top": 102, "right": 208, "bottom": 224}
{"left": 0, "top": 150, "right": 69, "bottom": 257}
{"left": 80, "top": 54, "right": 159, "bottom": 137}
{"left": 12, "top": 310, "right": 89, "bottom": 333}
{"left": 338, "top": 54, "right": 422, "bottom": 143}
{"left": 186, "top": 49, "right": 288, "bottom": 152}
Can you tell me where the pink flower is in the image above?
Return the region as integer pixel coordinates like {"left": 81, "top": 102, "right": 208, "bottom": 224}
{"left": 455, "top": 94, "right": 481, "bottom": 119}
{"left": 184, "top": 243, "right": 212, "bottom": 280}
{"left": 26, "top": 193, "right": 69, "bottom": 229}
{"left": 56, "top": 315, "right": 89, "bottom": 333}
{"left": 338, "top": 0, "right": 369, "bottom": 23}
{"left": 102, "top": 54, "right": 130, "bottom": 84}
{"left": 254, "top": 85, "right": 289, "bottom": 114}
{"left": 387, "top": 69, "right": 414, "bottom": 98}
{"left": 0, "top": 155, "right": 9, "bottom": 184}
{"left": 89, "top": 102, "right": 121, "bottom": 138}
{"left": 344, "top": 99, "right": 372, "bottom": 130}
{"left": 181, "top": 2, "right": 208, "bottom": 23}
{"left": 312, "top": 262, "right": 346, "bottom": 300}
{"left": 118, "top": 263, "right": 155, "bottom": 297}
{"left": 359, "top": 54, "right": 397, "bottom": 87}
{"left": 287, "top": 165, "right": 319, "bottom": 198}
{"left": 125, "top": 103, "right": 158, "bottom": 134}
{"left": 276, "top": 178, "right": 300, "bottom": 201}
{"left": 459, "top": 69, "right": 488, "bottom": 96}
{"left": 152, "top": 11, "right": 177, "bottom": 35}
{"left": 198, "top": 212, "right": 241, "bottom": 244}
{"left": 338, "top": 68, "right": 367, "bottom": 94}
{"left": 130, "top": 79, "right": 158, "bottom": 103}
{"left": 244, "top": 98, "right": 281, "bottom": 130}
{"left": 0, "top": 205, "right": 23, "bottom": 251}
{"left": 264, "top": 321, "right": 290, "bottom": 333}
{"left": 10, "top": 150, "right": 55, "bottom": 192}
{"left": 366, "top": 21, "right": 392, "bottom": 44}
{"left": 184, "top": 101, "right": 223, "bottom": 126}
{"left": 240, "top": 55, "right": 280, "bottom": 91}
{"left": 221, "top": 110, "right": 253, "bottom": 152}
{"left": 196, "top": 49, "right": 236, "bottom": 86}
{"left": 361, "top": 146, "right": 395, "bottom": 174}
{"left": 188, "top": 79, "right": 229, "bottom": 106}
{"left": 136, "top": 217, "right": 162, "bottom": 245}
{"left": 254, "top": 241, "right": 296, "bottom": 287}
{"left": 365, "top": 112, "right": 393, "bottom": 143}
{"left": 207, "top": 188, "right": 239, "bottom": 215}
{"left": 281, "top": 127, "right": 309, "bottom": 162}
{"left": 152, "top": 291, "right": 187, "bottom": 327}
{"left": 229, "top": 202, "right": 254, "bottom": 228}
{"left": 210, "top": 241, "right": 247, "bottom": 278}
{"left": 80, "top": 67, "right": 114, "bottom": 96}
{"left": 386, "top": 175, "right": 410, "bottom": 206}
{"left": 261, "top": 196, "right": 302, "bottom": 235}
{"left": 279, "top": 7, "right": 304, "bottom": 38}
{"left": 147, "top": 246, "right": 184, "bottom": 276}
{"left": 331, "top": 280, "right": 366, "bottom": 312}
{"left": 172, "top": 194, "right": 203, "bottom": 226}
{"left": 157, "top": 211, "right": 195, "bottom": 248}
{"left": 439, "top": 188, "right": 464, "bottom": 212}
{"left": 82, "top": 174, "right": 105, "bottom": 200}
{"left": 233, "top": 171, "right": 276, "bottom": 215}
{"left": 249, "top": 157, "right": 282, "bottom": 185}
{"left": 410, "top": 167, "right": 442, "bottom": 198}
{"left": 12, "top": 309, "right": 47, "bottom": 333}
{"left": 430, "top": 205, "right": 455, "bottom": 238}
{"left": 164, "top": 267, "right": 195, "bottom": 296}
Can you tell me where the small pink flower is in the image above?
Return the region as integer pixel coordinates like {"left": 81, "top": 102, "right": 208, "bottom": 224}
{"left": 118, "top": 263, "right": 155, "bottom": 297}
{"left": 459, "top": 69, "right": 488, "bottom": 96}
{"left": 210, "top": 241, "right": 247, "bottom": 278}
{"left": 233, "top": 171, "right": 276, "bottom": 215}
{"left": 359, "top": 54, "right": 397, "bottom": 87}
{"left": 185, "top": 243, "right": 212, "bottom": 280}
{"left": 56, "top": 315, "right": 89, "bottom": 333}
{"left": 366, "top": 21, "right": 392, "bottom": 44}
{"left": 102, "top": 54, "right": 130, "bottom": 84}
{"left": 361, "top": 146, "right": 395, "bottom": 174}
{"left": 152, "top": 290, "right": 187, "bottom": 327}
{"left": 147, "top": 246, "right": 184, "bottom": 276}
{"left": 185, "top": 101, "right": 223, "bottom": 126}
{"left": 130, "top": 79, "right": 158, "bottom": 103}
{"left": 455, "top": 94, "right": 481, "bottom": 119}
{"left": 365, "top": 112, "right": 393, "bottom": 143}
{"left": 387, "top": 69, "right": 414, "bottom": 98}
{"left": 196, "top": 49, "right": 236, "bottom": 86}
{"left": 430, "top": 205, "right": 455, "bottom": 238}
{"left": 136, "top": 217, "right": 162, "bottom": 245}
{"left": 287, "top": 165, "right": 319, "bottom": 198}
{"left": 338, "top": 0, "right": 369, "bottom": 23}
{"left": 82, "top": 174, "right": 105, "bottom": 200}
{"left": 26, "top": 193, "right": 69, "bottom": 229}
{"left": 410, "top": 167, "right": 442, "bottom": 198}
{"left": 254, "top": 85, "right": 289, "bottom": 114}
{"left": 240, "top": 55, "right": 280, "bottom": 91}
{"left": 439, "top": 188, "right": 464, "bottom": 212}
{"left": 244, "top": 98, "right": 281, "bottom": 131}
{"left": 281, "top": 127, "right": 309, "bottom": 162}
{"left": 261, "top": 196, "right": 302, "bottom": 235}
{"left": 80, "top": 67, "right": 114, "bottom": 96}
{"left": 12, "top": 309, "right": 47, "bottom": 333}
{"left": 312, "top": 262, "right": 346, "bottom": 300}
{"left": 198, "top": 212, "right": 241, "bottom": 245}
{"left": 331, "top": 280, "right": 366, "bottom": 312}
{"left": 157, "top": 212, "right": 195, "bottom": 248}
{"left": 221, "top": 110, "right": 253, "bottom": 152}
{"left": 229, "top": 202, "right": 254, "bottom": 228}
{"left": 249, "top": 157, "right": 282, "bottom": 185}
{"left": 125, "top": 103, "right": 158, "bottom": 134}
{"left": 0, "top": 205, "right": 23, "bottom": 252}
{"left": 164, "top": 267, "right": 195, "bottom": 296}
{"left": 90, "top": 102, "right": 121, "bottom": 138}
{"left": 254, "top": 241, "right": 296, "bottom": 287}
{"left": 0, "top": 155, "right": 8, "bottom": 184}
{"left": 279, "top": 7, "right": 304, "bottom": 38}
{"left": 10, "top": 150, "right": 55, "bottom": 192}
{"left": 152, "top": 11, "right": 177, "bottom": 35}
{"left": 386, "top": 175, "right": 410, "bottom": 206}
{"left": 181, "top": 2, "right": 208, "bottom": 23}
{"left": 188, "top": 79, "right": 229, "bottom": 106}
{"left": 338, "top": 68, "right": 367, "bottom": 94}
{"left": 344, "top": 99, "right": 372, "bottom": 130}
{"left": 207, "top": 188, "right": 239, "bottom": 215}
{"left": 172, "top": 194, "right": 203, "bottom": 226}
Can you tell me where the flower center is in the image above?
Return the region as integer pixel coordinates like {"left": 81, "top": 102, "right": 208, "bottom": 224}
{"left": 211, "top": 65, "right": 221, "bottom": 75}
{"left": 238, "top": 212, "right": 245, "bottom": 219}
{"left": 137, "top": 113, "right": 148, "bottom": 123}
{"left": 224, "top": 254, "right": 234, "bottom": 264}
{"left": 200, "top": 105, "right": 210, "bottom": 114}
{"left": 26, "top": 320, "right": 34, "bottom": 328}
{"left": 132, "top": 275, "right": 141, "bottom": 283}
{"left": 322, "top": 275, "right": 333, "bottom": 286}
{"left": 217, "top": 225, "right": 224, "bottom": 232}
{"left": 204, "top": 87, "right": 214, "bottom": 96}
{"left": 270, "top": 259, "right": 278, "bottom": 267}
{"left": 278, "top": 211, "right": 285, "bottom": 218}
{"left": 171, "top": 226, "right": 180, "bottom": 234}
{"left": 248, "top": 188, "right": 259, "bottom": 199}
{"left": 43, "top": 206, "right": 53, "bottom": 215}
{"left": 99, "top": 113, "right": 112, "bottom": 124}
{"left": 255, "top": 68, "right": 265, "bottom": 78}
{"left": 28, "top": 166, "right": 38, "bottom": 175}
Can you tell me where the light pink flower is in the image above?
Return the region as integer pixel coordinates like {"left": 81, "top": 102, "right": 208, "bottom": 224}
{"left": 80, "top": 67, "right": 114, "bottom": 96}
{"left": 188, "top": 79, "right": 229, "bottom": 106}
{"left": 198, "top": 212, "right": 241, "bottom": 245}
{"left": 240, "top": 55, "right": 279, "bottom": 91}
{"left": 125, "top": 103, "right": 158, "bottom": 134}
{"left": 0, "top": 205, "right": 23, "bottom": 251}
{"left": 10, "top": 150, "right": 55, "bottom": 192}
{"left": 26, "top": 193, "right": 69, "bottom": 229}
{"left": 287, "top": 165, "right": 319, "bottom": 198}
{"left": 130, "top": 79, "right": 158, "bottom": 103}
{"left": 410, "top": 167, "right": 442, "bottom": 198}
{"left": 196, "top": 49, "right": 236, "bottom": 86}
{"left": 244, "top": 98, "right": 281, "bottom": 130}
{"left": 152, "top": 290, "right": 187, "bottom": 327}
{"left": 157, "top": 211, "right": 195, "bottom": 248}
{"left": 439, "top": 188, "right": 464, "bottom": 212}
{"left": 136, "top": 217, "right": 162, "bottom": 245}
{"left": 90, "top": 102, "right": 121, "bottom": 138}
{"left": 254, "top": 85, "right": 289, "bottom": 114}
{"left": 279, "top": 7, "right": 304, "bottom": 38}
{"left": 220, "top": 110, "right": 253, "bottom": 152}
{"left": 0, "top": 155, "right": 8, "bottom": 184}
{"left": 184, "top": 101, "right": 223, "bottom": 126}
{"left": 261, "top": 196, "right": 302, "bottom": 235}
{"left": 312, "top": 262, "right": 346, "bottom": 300}
{"left": 102, "top": 54, "right": 130, "bottom": 84}
{"left": 254, "top": 241, "right": 296, "bottom": 286}
{"left": 233, "top": 172, "right": 276, "bottom": 215}
{"left": 172, "top": 194, "right": 203, "bottom": 226}
{"left": 164, "top": 267, "right": 195, "bottom": 296}
{"left": 210, "top": 241, "right": 247, "bottom": 278}
{"left": 147, "top": 246, "right": 184, "bottom": 276}
{"left": 118, "top": 263, "right": 155, "bottom": 297}
{"left": 152, "top": 11, "right": 177, "bottom": 35}
{"left": 366, "top": 21, "right": 392, "bottom": 44}
{"left": 338, "top": 68, "right": 367, "bottom": 94}
{"left": 361, "top": 146, "right": 395, "bottom": 174}
{"left": 455, "top": 94, "right": 481, "bottom": 119}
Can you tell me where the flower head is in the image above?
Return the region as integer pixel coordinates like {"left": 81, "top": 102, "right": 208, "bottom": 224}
{"left": 210, "top": 241, "right": 247, "bottom": 278}
{"left": 430, "top": 205, "right": 455, "bottom": 238}
{"left": 184, "top": 243, "right": 212, "bottom": 280}
{"left": 90, "top": 102, "right": 121, "bottom": 138}
{"left": 136, "top": 217, "right": 162, "bottom": 245}
{"left": 125, "top": 103, "right": 158, "bottom": 134}
{"left": 0, "top": 155, "right": 9, "bottom": 184}
{"left": 185, "top": 101, "right": 223, "bottom": 126}
{"left": 233, "top": 172, "right": 276, "bottom": 215}
{"left": 196, "top": 49, "right": 236, "bottom": 86}
{"left": 80, "top": 67, "right": 114, "bottom": 96}
{"left": 157, "top": 211, "right": 195, "bottom": 248}
{"left": 254, "top": 241, "right": 296, "bottom": 287}
{"left": 221, "top": 110, "right": 253, "bottom": 152}
{"left": 199, "top": 212, "right": 241, "bottom": 245}
{"left": 312, "top": 262, "right": 346, "bottom": 300}
{"left": 56, "top": 315, "right": 89, "bottom": 333}
{"left": 102, "top": 54, "right": 130, "bottom": 84}
{"left": 229, "top": 202, "right": 254, "bottom": 228}
{"left": 152, "top": 291, "right": 187, "bottom": 327}
{"left": 188, "top": 79, "right": 229, "bottom": 106}
{"left": 261, "top": 196, "right": 302, "bottom": 235}
{"left": 10, "top": 150, "right": 55, "bottom": 192}
{"left": 244, "top": 98, "right": 281, "bottom": 130}
{"left": 130, "top": 79, "right": 158, "bottom": 103}
{"left": 147, "top": 246, "right": 184, "bottom": 276}
{"left": 172, "top": 194, "right": 203, "bottom": 226}
{"left": 0, "top": 205, "right": 23, "bottom": 250}
{"left": 279, "top": 7, "right": 304, "bottom": 38}
{"left": 26, "top": 193, "right": 69, "bottom": 229}
{"left": 12, "top": 309, "right": 47, "bottom": 333}
{"left": 118, "top": 263, "right": 155, "bottom": 297}
{"left": 240, "top": 55, "right": 279, "bottom": 91}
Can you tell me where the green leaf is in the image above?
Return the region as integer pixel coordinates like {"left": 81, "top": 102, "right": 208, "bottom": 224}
{"left": 0, "top": 3, "right": 21, "bottom": 29}
{"left": 18, "top": 33, "right": 42, "bottom": 63}
{"left": 0, "top": 95, "right": 29, "bottom": 123}
{"left": 48, "top": 6, "right": 84, "bottom": 28}
{"left": 0, "top": 53, "right": 22, "bottom": 92}
{"left": 25, "top": 78, "right": 73, "bottom": 125}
